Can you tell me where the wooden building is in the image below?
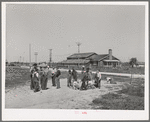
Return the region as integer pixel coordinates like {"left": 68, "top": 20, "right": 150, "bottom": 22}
{"left": 58, "top": 49, "right": 121, "bottom": 67}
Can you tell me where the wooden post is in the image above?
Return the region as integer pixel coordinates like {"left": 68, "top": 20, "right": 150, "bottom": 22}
{"left": 29, "top": 44, "right": 31, "bottom": 67}
{"left": 130, "top": 71, "right": 132, "bottom": 84}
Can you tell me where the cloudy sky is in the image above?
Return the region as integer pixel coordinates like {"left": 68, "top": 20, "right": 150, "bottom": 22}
{"left": 6, "top": 3, "right": 145, "bottom": 62}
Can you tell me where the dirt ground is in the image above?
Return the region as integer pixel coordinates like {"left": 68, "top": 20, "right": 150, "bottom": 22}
{"left": 5, "top": 79, "right": 125, "bottom": 109}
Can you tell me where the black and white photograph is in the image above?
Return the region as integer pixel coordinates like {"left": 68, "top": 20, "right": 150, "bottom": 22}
{"left": 2, "top": 1, "right": 149, "bottom": 121}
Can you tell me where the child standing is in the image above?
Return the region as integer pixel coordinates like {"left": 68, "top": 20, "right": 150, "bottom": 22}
{"left": 33, "top": 69, "right": 40, "bottom": 92}
{"left": 94, "top": 69, "right": 101, "bottom": 89}
{"left": 55, "top": 67, "right": 61, "bottom": 89}
{"left": 67, "top": 70, "right": 72, "bottom": 87}
{"left": 51, "top": 67, "right": 56, "bottom": 86}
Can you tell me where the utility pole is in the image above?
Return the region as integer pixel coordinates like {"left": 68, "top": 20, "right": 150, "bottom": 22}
{"left": 23, "top": 52, "right": 25, "bottom": 63}
{"left": 49, "top": 49, "right": 52, "bottom": 67}
{"left": 29, "top": 44, "right": 31, "bottom": 66}
{"left": 76, "top": 42, "right": 82, "bottom": 53}
{"left": 20, "top": 56, "right": 21, "bottom": 62}
{"left": 76, "top": 42, "right": 82, "bottom": 67}
{"left": 34, "top": 52, "right": 38, "bottom": 63}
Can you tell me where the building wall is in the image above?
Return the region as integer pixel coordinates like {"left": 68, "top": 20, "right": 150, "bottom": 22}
{"left": 98, "top": 61, "right": 103, "bottom": 66}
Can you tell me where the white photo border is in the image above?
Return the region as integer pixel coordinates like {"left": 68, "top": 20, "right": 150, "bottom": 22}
{"left": 2, "top": 1, "right": 149, "bottom": 121}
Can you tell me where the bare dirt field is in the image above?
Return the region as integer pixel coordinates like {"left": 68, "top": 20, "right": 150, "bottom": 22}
{"left": 5, "top": 79, "right": 124, "bottom": 109}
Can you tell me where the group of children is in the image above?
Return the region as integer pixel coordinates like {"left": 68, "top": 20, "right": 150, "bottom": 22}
{"left": 67, "top": 67, "right": 102, "bottom": 90}
{"left": 30, "top": 63, "right": 102, "bottom": 92}
{"left": 30, "top": 63, "right": 61, "bottom": 92}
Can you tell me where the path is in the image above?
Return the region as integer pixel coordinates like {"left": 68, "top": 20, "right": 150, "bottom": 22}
{"left": 5, "top": 79, "right": 125, "bottom": 109}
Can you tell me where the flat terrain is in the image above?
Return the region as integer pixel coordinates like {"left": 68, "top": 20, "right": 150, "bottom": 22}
{"left": 6, "top": 79, "right": 124, "bottom": 109}
{"left": 5, "top": 66, "right": 144, "bottom": 109}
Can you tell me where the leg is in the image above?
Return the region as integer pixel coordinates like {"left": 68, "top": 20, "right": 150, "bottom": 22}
{"left": 69, "top": 79, "right": 71, "bottom": 87}
{"left": 58, "top": 78, "right": 60, "bottom": 88}
{"left": 52, "top": 76, "right": 54, "bottom": 86}
{"left": 85, "top": 81, "right": 88, "bottom": 90}
{"left": 33, "top": 80, "right": 35, "bottom": 89}
{"left": 67, "top": 79, "right": 69, "bottom": 87}
{"left": 43, "top": 77, "right": 46, "bottom": 90}
{"left": 55, "top": 77, "right": 57, "bottom": 87}
{"left": 37, "top": 82, "right": 40, "bottom": 91}
{"left": 45, "top": 78, "right": 48, "bottom": 89}
{"left": 30, "top": 78, "right": 33, "bottom": 90}
{"left": 80, "top": 82, "right": 84, "bottom": 90}
{"left": 56, "top": 77, "right": 60, "bottom": 89}
{"left": 56, "top": 77, "right": 58, "bottom": 88}
{"left": 84, "top": 82, "right": 87, "bottom": 90}
{"left": 98, "top": 79, "right": 101, "bottom": 89}
{"left": 34, "top": 82, "right": 37, "bottom": 92}
{"left": 81, "top": 81, "right": 85, "bottom": 90}
{"left": 54, "top": 76, "right": 56, "bottom": 86}
{"left": 40, "top": 77, "right": 42, "bottom": 85}
{"left": 40, "top": 76, "right": 43, "bottom": 90}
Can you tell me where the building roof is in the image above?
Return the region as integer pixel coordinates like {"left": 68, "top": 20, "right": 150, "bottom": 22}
{"left": 59, "top": 59, "right": 90, "bottom": 64}
{"left": 87, "top": 54, "right": 108, "bottom": 61}
{"left": 67, "top": 52, "right": 97, "bottom": 59}
{"left": 87, "top": 54, "right": 120, "bottom": 62}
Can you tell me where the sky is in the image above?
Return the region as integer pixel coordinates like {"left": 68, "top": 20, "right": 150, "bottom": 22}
{"left": 6, "top": 4, "right": 145, "bottom": 63}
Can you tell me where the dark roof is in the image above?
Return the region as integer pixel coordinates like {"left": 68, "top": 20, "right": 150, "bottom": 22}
{"left": 67, "top": 52, "right": 97, "bottom": 59}
{"left": 87, "top": 54, "right": 108, "bottom": 61}
{"left": 59, "top": 59, "right": 90, "bottom": 64}
{"left": 87, "top": 54, "right": 120, "bottom": 61}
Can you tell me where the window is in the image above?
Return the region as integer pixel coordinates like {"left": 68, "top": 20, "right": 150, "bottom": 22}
{"left": 103, "top": 62, "right": 107, "bottom": 65}
{"left": 108, "top": 62, "right": 111, "bottom": 65}
{"left": 93, "top": 61, "right": 97, "bottom": 66}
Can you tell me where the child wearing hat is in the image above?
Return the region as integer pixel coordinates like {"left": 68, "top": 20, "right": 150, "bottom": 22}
{"left": 67, "top": 70, "right": 72, "bottom": 87}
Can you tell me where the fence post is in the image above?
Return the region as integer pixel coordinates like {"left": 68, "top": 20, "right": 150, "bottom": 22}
{"left": 130, "top": 72, "right": 132, "bottom": 84}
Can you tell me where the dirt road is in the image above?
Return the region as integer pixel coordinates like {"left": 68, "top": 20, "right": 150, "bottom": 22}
{"left": 5, "top": 79, "right": 124, "bottom": 109}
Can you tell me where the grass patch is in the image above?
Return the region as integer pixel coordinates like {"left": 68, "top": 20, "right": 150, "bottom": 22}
{"left": 92, "top": 93, "right": 144, "bottom": 110}
{"left": 91, "top": 78, "right": 144, "bottom": 110}
{"left": 117, "top": 78, "right": 144, "bottom": 97}
{"left": 5, "top": 67, "right": 31, "bottom": 89}
{"left": 117, "top": 85, "right": 144, "bottom": 97}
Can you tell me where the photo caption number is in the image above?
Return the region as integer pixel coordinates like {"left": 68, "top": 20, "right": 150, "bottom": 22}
{"left": 82, "top": 112, "right": 87, "bottom": 114}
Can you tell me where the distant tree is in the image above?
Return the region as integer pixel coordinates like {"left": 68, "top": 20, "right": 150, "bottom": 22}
{"left": 129, "top": 58, "right": 137, "bottom": 68}
{"left": 6, "top": 61, "right": 8, "bottom": 66}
